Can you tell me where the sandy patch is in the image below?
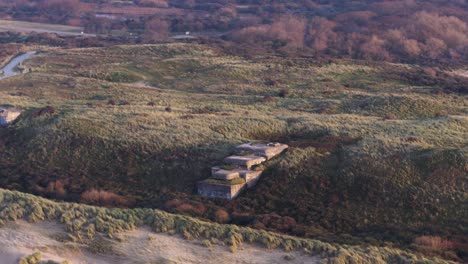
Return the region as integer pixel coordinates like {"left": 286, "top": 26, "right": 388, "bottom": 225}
{"left": 127, "top": 81, "right": 162, "bottom": 90}
{"left": 450, "top": 69, "right": 468, "bottom": 78}
{"left": 0, "top": 221, "right": 114, "bottom": 264}
{"left": 0, "top": 221, "right": 319, "bottom": 264}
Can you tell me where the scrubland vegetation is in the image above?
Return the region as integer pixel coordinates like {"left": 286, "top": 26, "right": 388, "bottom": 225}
{"left": 0, "top": 43, "right": 466, "bottom": 262}
{"left": 0, "top": 188, "right": 457, "bottom": 263}
{"left": 0, "top": 43, "right": 32, "bottom": 66}
{"left": 0, "top": 0, "right": 466, "bottom": 262}
{"left": 0, "top": 1, "right": 467, "bottom": 64}
{"left": 18, "top": 252, "right": 69, "bottom": 264}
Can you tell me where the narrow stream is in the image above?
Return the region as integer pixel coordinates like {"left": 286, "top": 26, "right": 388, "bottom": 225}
{"left": 0, "top": 51, "right": 36, "bottom": 80}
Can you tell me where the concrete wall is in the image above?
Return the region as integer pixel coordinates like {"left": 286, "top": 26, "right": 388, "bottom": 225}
{"left": 198, "top": 181, "right": 246, "bottom": 199}
{"left": 199, "top": 142, "right": 288, "bottom": 199}
{"left": 243, "top": 171, "right": 262, "bottom": 188}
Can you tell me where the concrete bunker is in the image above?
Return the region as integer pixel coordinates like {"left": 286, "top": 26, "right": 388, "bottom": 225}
{"left": 198, "top": 142, "right": 288, "bottom": 199}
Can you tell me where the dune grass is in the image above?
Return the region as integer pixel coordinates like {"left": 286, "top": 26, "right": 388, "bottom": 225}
{"left": 0, "top": 188, "right": 455, "bottom": 264}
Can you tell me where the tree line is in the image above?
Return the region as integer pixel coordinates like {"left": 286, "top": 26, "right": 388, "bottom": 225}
{"left": 0, "top": 0, "right": 466, "bottom": 64}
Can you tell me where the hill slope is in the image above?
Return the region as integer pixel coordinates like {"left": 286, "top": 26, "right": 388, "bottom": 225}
{"left": 0, "top": 43, "right": 466, "bottom": 261}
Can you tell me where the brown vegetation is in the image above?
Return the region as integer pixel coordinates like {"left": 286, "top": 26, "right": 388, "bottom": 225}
{"left": 0, "top": 0, "right": 466, "bottom": 64}
{"left": 411, "top": 236, "right": 462, "bottom": 261}
{"left": 80, "top": 189, "right": 135, "bottom": 207}
{"left": 261, "top": 96, "right": 277, "bottom": 103}
{"left": 278, "top": 88, "right": 289, "bottom": 98}
{"left": 214, "top": 209, "right": 230, "bottom": 223}
{"left": 413, "top": 236, "right": 455, "bottom": 251}
{"left": 32, "top": 106, "right": 55, "bottom": 117}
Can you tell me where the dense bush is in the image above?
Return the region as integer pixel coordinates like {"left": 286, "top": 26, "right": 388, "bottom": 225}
{"left": 80, "top": 189, "right": 135, "bottom": 207}
{"left": 32, "top": 106, "right": 55, "bottom": 117}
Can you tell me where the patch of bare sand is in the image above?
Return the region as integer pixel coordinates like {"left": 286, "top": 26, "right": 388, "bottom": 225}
{"left": 450, "top": 69, "right": 468, "bottom": 78}
{"left": 0, "top": 221, "right": 320, "bottom": 264}
{"left": 113, "top": 227, "right": 319, "bottom": 264}
{"left": 128, "top": 81, "right": 162, "bottom": 90}
{"left": 0, "top": 221, "right": 116, "bottom": 264}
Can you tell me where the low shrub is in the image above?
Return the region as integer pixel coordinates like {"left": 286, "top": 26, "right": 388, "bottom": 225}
{"left": 214, "top": 209, "right": 230, "bottom": 223}
{"left": 203, "top": 239, "right": 212, "bottom": 248}
{"left": 80, "top": 189, "right": 135, "bottom": 207}
{"left": 89, "top": 237, "right": 114, "bottom": 254}
{"left": 264, "top": 78, "right": 282, "bottom": 86}
{"left": 413, "top": 236, "right": 455, "bottom": 251}
{"left": 32, "top": 106, "right": 55, "bottom": 117}
{"left": 18, "top": 252, "right": 42, "bottom": 264}
{"left": 262, "top": 96, "right": 277, "bottom": 103}
{"left": 278, "top": 88, "right": 289, "bottom": 98}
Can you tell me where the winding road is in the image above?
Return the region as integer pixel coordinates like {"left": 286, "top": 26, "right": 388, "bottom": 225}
{"left": 0, "top": 51, "right": 36, "bottom": 80}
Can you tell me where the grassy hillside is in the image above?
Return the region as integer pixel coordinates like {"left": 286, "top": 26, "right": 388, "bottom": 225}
{"left": 0, "top": 43, "right": 466, "bottom": 261}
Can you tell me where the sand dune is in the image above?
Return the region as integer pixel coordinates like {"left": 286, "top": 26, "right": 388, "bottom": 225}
{"left": 0, "top": 221, "right": 319, "bottom": 264}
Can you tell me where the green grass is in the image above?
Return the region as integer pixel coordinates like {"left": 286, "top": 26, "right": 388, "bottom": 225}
{"left": 204, "top": 178, "right": 246, "bottom": 186}
{"left": 18, "top": 252, "right": 42, "bottom": 264}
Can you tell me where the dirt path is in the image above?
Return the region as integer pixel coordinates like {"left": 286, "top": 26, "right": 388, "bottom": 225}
{"left": 0, "top": 221, "right": 320, "bottom": 264}
{"left": 128, "top": 81, "right": 162, "bottom": 90}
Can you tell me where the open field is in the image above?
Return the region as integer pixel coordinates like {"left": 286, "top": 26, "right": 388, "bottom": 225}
{"left": 0, "top": 20, "right": 94, "bottom": 37}
{"left": 0, "top": 43, "right": 466, "bottom": 261}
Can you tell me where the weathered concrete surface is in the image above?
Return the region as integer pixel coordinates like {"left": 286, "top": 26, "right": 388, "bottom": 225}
{"left": 224, "top": 155, "right": 266, "bottom": 169}
{"left": 198, "top": 181, "right": 246, "bottom": 199}
{"left": 211, "top": 167, "right": 241, "bottom": 180}
{"left": 211, "top": 166, "right": 263, "bottom": 185}
{"left": 236, "top": 142, "right": 289, "bottom": 160}
{"left": 199, "top": 142, "right": 288, "bottom": 199}
{"left": 0, "top": 108, "right": 21, "bottom": 127}
{"left": 239, "top": 170, "right": 263, "bottom": 187}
